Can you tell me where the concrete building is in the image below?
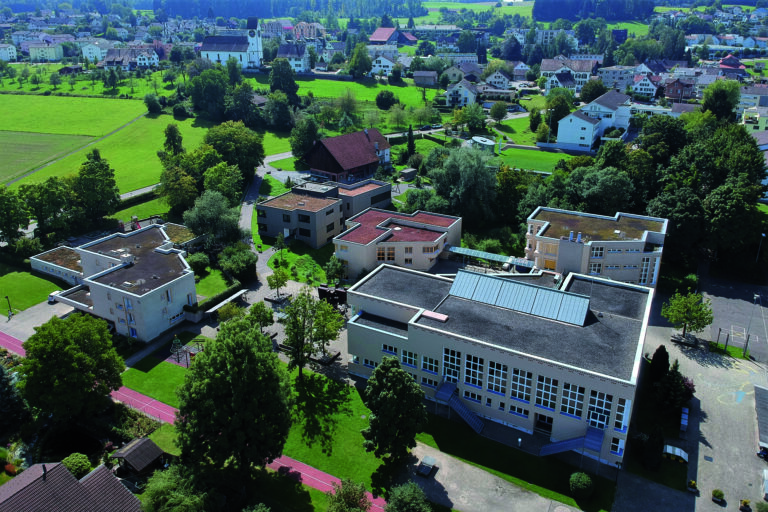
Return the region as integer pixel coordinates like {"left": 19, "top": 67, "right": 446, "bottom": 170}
{"left": 525, "top": 207, "right": 667, "bottom": 287}
{"left": 444, "top": 79, "right": 478, "bottom": 107}
{"left": 597, "top": 65, "right": 636, "bottom": 90}
{"left": 28, "top": 41, "right": 63, "bottom": 61}
{"left": 0, "top": 43, "right": 16, "bottom": 61}
{"left": 200, "top": 17, "right": 263, "bottom": 69}
{"left": 555, "top": 110, "right": 600, "bottom": 151}
{"left": 743, "top": 106, "right": 768, "bottom": 131}
{"left": 371, "top": 54, "right": 396, "bottom": 76}
{"left": 256, "top": 192, "right": 344, "bottom": 249}
{"left": 101, "top": 48, "right": 158, "bottom": 70}
{"left": 32, "top": 224, "right": 198, "bottom": 342}
{"left": 276, "top": 42, "right": 310, "bottom": 72}
{"left": 346, "top": 264, "right": 653, "bottom": 466}
{"left": 541, "top": 57, "right": 596, "bottom": 94}
{"left": 334, "top": 209, "right": 461, "bottom": 278}
{"left": 79, "top": 39, "right": 113, "bottom": 62}
{"left": 485, "top": 69, "right": 512, "bottom": 90}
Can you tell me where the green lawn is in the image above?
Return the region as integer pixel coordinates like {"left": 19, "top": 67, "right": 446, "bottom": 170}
{"left": 270, "top": 157, "right": 309, "bottom": 172}
{"left": 520, "top": 94, "right": 546, "bottom": 114}
{"left": 195, "top": 268, "right": 231, "bottom": 299}
{"left": 497, "top": 116, "right": 535, "bottom": 146}
{"left": 268, "top": 241, "right": 335, "bottom": 285}
{"left": 0, "top": 95, "right": 146, "bottom": 136}
{"left": 148, "top": 423, "right": 180, "bottom": 456}
{"left": 10, "top": 115, "right": 213, "bottom": 193}
{"left": 260, "top": 130, "right": 293, "bottom": 156}
{"left": 260, "top": 174, "right": 291, "bottom": 196}
{"left": 606, "top": 21, "right": 650, "bottom": 37}
{"left": 109, "top": 196, "right": 169, "bottom": 222}
{"left": 0, "top": 131, "right": 94, "bottom": 184}
{"left": 708, "top": 341, "right": 750, "bottom": 360}
{"left": 394, "top": 188, "right": 412, "bottom": 203}
{"left": 495, "top": 147, "right": 571, "bottom": 172}
{"left": 0, "top": 472, "right": 12, "bottom": 486}
{"left": 121, "top": 358, "right": 188, "bottom": 408}
{"left": 1, "top": 263, "right": 64, "bottom": 313}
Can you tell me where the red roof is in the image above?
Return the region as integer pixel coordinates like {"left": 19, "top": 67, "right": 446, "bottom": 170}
{"left": 401, "top": 31, "right": 417, "bottom": 42}
{"left": 369, "top": 27, "right": 397, "bottom": 42}
{"left": 338, "top": 209, "right": 458, "bottom": 245}
{"left": 309, "top": 129, "right": 390, "bottom": 173}
{"left": 338, "top": 182, "right": 386, "bottom": 197}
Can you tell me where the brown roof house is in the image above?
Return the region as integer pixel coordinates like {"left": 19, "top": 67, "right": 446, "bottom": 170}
{"left": 0, "top": 463, "right": 141, "bottom": 512}
{"left": 111, "top": 437, "right": 164, "bottom": 474}
{"left": 413, "top": 70, "right": 438, "bottom": 87}
{"left": 304, "top": 129, "right": 391, "bottom": 183}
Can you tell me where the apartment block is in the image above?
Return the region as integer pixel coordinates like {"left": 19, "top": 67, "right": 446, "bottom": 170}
{"left": 346, "top": 265, "right": 653, "bottom": 466}
{"left": 525, "top": 207, "right": 668, "bottom": 287}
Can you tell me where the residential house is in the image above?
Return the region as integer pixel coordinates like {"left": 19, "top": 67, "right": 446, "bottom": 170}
{"left": 536, "top": 29, "right": 578, "bottom": 49}
{"left": 369, "top": 27, "right": 399, "bottom": 45}
{"left": 413, "top": 70, "right": 438, "bottom": 87}
{"left": 262, "top": 19, "right": 291, "bottom": 39}
{"left": 28, "top": 42, "right": 63, "bottom": 61}
{"left": 444, "top": 79, "right": 478, "bottom": 107}
{"left": 444, "top": 65, "right": 465, "bottom": 83}
{"left": 632, "top": 75, "right": 661, "bottom": 97}
{"left": 200, "top": 17, "right": 263, "bottom": 69}
{"left": 547, "top": 72, "right": 577, "bottom": 94}
{"left": 323, "top": 41, "right": 345, "bottom": 62}
{"left": 256, "top": 191, "right": 344, "bottom": 249}
{"left": 399, "top": 31, "right": 418, "bottom": 45}
{"left": 0, "top": 43, "right": 16, "bottom": 61}
{"left": 366, "top": 44, "right": 398, "bottom": 62}
{"left": 371, "top": 54, "right": 396, "bottom": 76}
{"left": 509, "top": 60, "right": 530, "bottom": 81}
{"left": 0, "top": 463, "right": 141, "bottom": 511}
{"left": 334, "top": 209, "right": 461, "bottom": 278}
{"left": 664, "top": 78, "right": 695, "bottom": 102}
{"left": 412, "top": 24, "right": 460, "bottom": 38}
{"left": 554, "top": 91, "right": 633, "bottom": 151}
{"left": 304, "top": 129, "right": 391, "bottom": 183}
{"left": 556, "top": 110, "right": 600, "bottom": 151}
{"left": 541, "top": 57, "right": 596, "bottom": 93}
{"left": 277, "top": 43, "right": 310, "bottom": 72}
{"left": 739, "top": 86, "right": 768, "bottom": 114}
{"left": 293, "top": 21, "right": 325, "bottom": 40}
{"left": 346, "top": 264, "right": 653, "bottom": 468}
{"left": 33, "top": 224, "right": 197, "bottom": 342}
{"left": 12, "top": 30, "right": 40, "bottom": 45}
{"left": 436, "top": 53, "right": 479, "bottom": 65}
{"left": 80, "top": 39, "right": 113, "bottom": 62}
{"left": 101, "top": 48, "right": 158, "bottom": 70}
{"left": 114, "top": 27, "right": 129, "bottom": 40}
{"left": 458, "top": 61, "right": 482, "bottom": 82}
{"left": 485, "top": 69, "right": 512, "bottom": 90}
{"left": 525, "top": 206, "right": 667, "bottom": 286}
{"left": 570, "top": 53, "right": 604, "bottom": 64}
{"left": 597, "top": 65, "right": 636, "bottom": 90}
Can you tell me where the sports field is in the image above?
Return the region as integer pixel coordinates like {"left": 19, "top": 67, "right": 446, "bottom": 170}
{"left": 0, "top": 131, "right": 94, "bottom": 184}
{"left": 10, "top": 115, "right": 213, "bottom": 193}
{"left": 0, "top": 95, "right": 146, "bottom": 136}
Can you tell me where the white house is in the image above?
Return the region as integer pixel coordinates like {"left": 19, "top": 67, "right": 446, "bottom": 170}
{"left": 445, "top": 79, "right": 478, "bottom": 107}
{"left": 371, "top": 55, "right": 396, "bottom": 76}
{"left": 366, "top": 44, "right": 398, "bottom": 62}
{"left": 0, "top": 43, "right": 17, "bottom": 61}
{"left": 277, "top": 42, "right": 311, "bottom": 72}
{"left": 101, "top": 48, "right": 158, "bottom": 70}
{"left": 632, "top": 75, "right": 661, "bottom": 97}
{"left": 80, "top": 39, "right": 113, "bottom": 62}
{"left": 485, "top": 69, "right": 512, "bottom": 90}
{"left": 510, "top": 61, "right": 530, "bottom": 81}
{"left": 200, "top": 17, "right": 263, "bottom": 69}
{"left": 556, "top": 110, "right": 600, "bottom": 151}
{"left": 541, "top": 58, "right": 596, "bottom": 94}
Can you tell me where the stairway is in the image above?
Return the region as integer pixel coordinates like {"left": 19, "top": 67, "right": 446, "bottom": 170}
{"left": 447, "top": 394, "right": 485, "bottom": 434}
{"left": 538, "top": 426, "right": 606, "bottom": 457}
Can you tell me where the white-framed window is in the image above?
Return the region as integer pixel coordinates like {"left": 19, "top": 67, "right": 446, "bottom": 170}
{"left": 610, "top": 437, "right": 625, "bottom": 456}
{"left": 588, "top": 390, "right": 613, "bottom": 428}
{"left": 363, "top": 358, "right": 378, "bottom": 369}
{"left": 443, "top": 348, "right": 461, "bottom": 383}
{"left": 614, "top": 398, "right": 630, "bottom": 432}
{"left": 402, "top": 350, "right": 417, "bottom": 368}
{"left": 463, "top": 390, "right": 481, "bottom": 403}
{"left": 589, "top": 263, "right": 602, "bottom": 275}
{"left": 464, "top": 354, "right": 484, "bottom": 388}
{"left": 487, "top": 361, "right": 508, "bottom": 395}
{"left": 382, "top": 344, "right": 397, "bottom": 355}
{"left": 405, "top": 247, "right": 413, "bottom": 254}
{"left": 640, "top": 256, "right": 651, "bottom": 284}
{"left": 510, "top": 368, "right": 532, "bottom": 402}
{"left": 509, "top": 404, "right": 529, "bottom": 418}
{"left": 421, "top": 377, "right": 438, "bottom": 388}
{"left": 377, "top": 247, "right": 386, "bottom": 261}
{"left": 404, "top": 258, "right": 413, "bottom": 265}
{"left": 561, "top": 383, "right": 585, "bottom": 418}
{"left": 591, "top": 246, "right": 604, "bottom": 258}
{"left": 422, "top": 356, "right": 438, "bottom": 374}
{"left": 535, "top": 376, "right": 558, "bottom": 411}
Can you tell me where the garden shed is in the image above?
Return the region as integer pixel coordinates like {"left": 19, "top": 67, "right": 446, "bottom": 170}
{"left": 111, "top": 437, "right": 164, "bottom": 474}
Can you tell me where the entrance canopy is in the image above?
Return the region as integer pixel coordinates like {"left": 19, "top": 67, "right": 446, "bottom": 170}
{"left": 447, "top": 246, "right": 534, "bottom": 268}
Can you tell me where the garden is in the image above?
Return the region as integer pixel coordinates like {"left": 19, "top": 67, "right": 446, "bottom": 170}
{"left": 0, "top": 262, "right": 66, "bottom": 313}
{"left": 268, "top": 240, "right": 336, "bottom": 286}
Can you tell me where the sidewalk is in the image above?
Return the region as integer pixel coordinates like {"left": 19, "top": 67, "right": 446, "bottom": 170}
{"left": 0, "top": 330, "right": 25, "bottom": 356}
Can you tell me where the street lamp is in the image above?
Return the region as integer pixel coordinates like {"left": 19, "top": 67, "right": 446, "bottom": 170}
{"left": 5, "top": 295, "right": 10, "bottom": 318}
{"left": 746, "top": 293, "right": 762, "bottom": 357}
{"left": 758, "top": 233, "right": 766, "bottom": 263}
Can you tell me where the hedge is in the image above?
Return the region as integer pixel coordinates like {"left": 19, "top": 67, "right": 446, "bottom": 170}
{"left": 183, "top": 279, "right": 242, "bottom": 313}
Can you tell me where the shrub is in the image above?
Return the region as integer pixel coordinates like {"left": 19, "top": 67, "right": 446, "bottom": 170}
{"left": 4, "top": 464, "right": 17, "bottom": 475}
{"left": 62, "top": 452, "right": 91, "bottom": 479}
{"left": 217, "top": 301, "right": 244, "bottom": 322}
{"left": 173, "top": 102, "right": 191, "bottom": 118}
{"left": 186, "top": 252, "right": 210, "bottom": 274}
{"left": 712, "top": 489, "right": 724, "bottom": 500}
{"left": 755, "top": 501, "right": 768, "bottom": 512}
{"left": 376, "top": 90, "right": 399, "bottom": 110}
{"left": 407, "top": 153, "right": 424, "bottom": 172}
{"left": 569, "top": 472, "right": 594, "bottom": 499}
{"left": 144, "top": 93, "right": 162, "bottom": 114}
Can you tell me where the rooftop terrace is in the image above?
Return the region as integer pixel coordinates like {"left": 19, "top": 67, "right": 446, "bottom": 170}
{"left": 338, "top": 209, "right": 459, "bottom": 245}
{"left": 532, "top": 208, "right": 665, "bottom": 242}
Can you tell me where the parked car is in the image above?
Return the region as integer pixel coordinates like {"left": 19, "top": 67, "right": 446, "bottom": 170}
{"left": 420, "top": 125, "right": 431, "bottom": 131}
{"left": 431, "top": 123, "right": 443, "bottom": 129}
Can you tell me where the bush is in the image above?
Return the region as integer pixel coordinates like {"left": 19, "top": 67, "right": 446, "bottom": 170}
{"left": 376, "top": 90, "right": 399, "bottom": 110}
{"left": 62, "top": 452, "right": 91, "bottom": 479}
{"left": 144, "top": 93, "right": 162, "bottom": 114}
{"left": 755, "top": 501, "right": 768, "bottom": 512}
{"left": 217, "top": 302, "right": 244, "bottom": 322}
{"left": 407, "top": 153, "right": 424, "bottom": 172}
{"left": 172, "top": 102, "right": 192, "bottom": 118}
{"left": 569, "top": 472, "right": 594, "bottom": 499}
{"left": 218, "top": 242, "right": 258, "bottom": 282}
{"left": 186, "top": 252, "right": 210, "bottom": 274}
{"left": 712, "top": 489, "right": 724, "bottom": 500}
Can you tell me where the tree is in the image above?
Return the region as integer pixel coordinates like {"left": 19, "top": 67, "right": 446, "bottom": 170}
{"left": 267, "top": 267, "right": 289, "bottom": 300}
{"left": 337, "top": 88, "right": 357, "bottom": 117}
{"left": 376, "top": 90, "right": 399, "bottom": 110}
{"left": 324, "top": 255, "right": 345, "bottom": 284}
{"left": 176, "top": 318, "right": 291, "bottom": 480}
{"left": 282, "top": 287, "right": 344, "bottom": 381}
{"left": 264, "top": 91, "right": 293, "bottom": 130}
{"left": 416, "top": 40, "right": 435, "bottom": 57}
{"left": 163, "top": 69, "right": 177, "bottom": 87}
{"left": 661, "top": 290, "right": 714, "bottom": 337}
{"left": 144, "top": 93, "right": 162, "bottom": 113}
{"left": 429, "top": 148, "right": 497, "bottom": 224}
{"left": 203, "top": 121, "right": 264, "bottom": 183}
{"left": 362, "top": 356, "right": 427, "bottom": 462}
{"left": 106, "top": 68, "right": 118, "bottom": 90}
{"left": 163, "top": 123, "right": 185, "bottom": 155}
{"left": 269, "top": 58, "right": 300, "bottom": 104}
{"left": 186, "top": 252, "right": 210, "bottom": 274}
{"left": 407, "top": 125, "right": 416, "bottom": 156}
{"left": 457, "top": 30, "right": 476, "bottom": 53}
{"left": 386, "top": 481, "right": 431, "bottom": 512}
{"left": 20, "top": 314, "right": 123, "bottom": 423}
{"left": 579, "top": 79, "right": 608, "bottom": 104}
{"left": 327, "top": 479, "right": 371, "bottom": 512}
{"left": 183, "top": 190, "right": 242, "bottom": 246}
{"left": 249, "top": 301, "right": 274, "bottom": 333}
{"left": 290, "top": 117, "right": 319, "bottom": 161}
{"left": 646, "top": 187, "right": 706, "bottom": 262}
{"left": 348, "top": 42, "right": 372, "bottom": 78}
{"left": 218, "top": 242, "right": 258, "bottom": 281}
{"left": 389, "top": 104, "right": 407, "bottom": 128}
{"left": 203, "top": 162, "right": 243, "bottom": 206}
{"left": 274, "top": 233, "right": 287, "bottom": 263}
{"left": 226, "top": 56, "right": 242, "bottom": 85}
{"left": 545, "top": 95, "right": 571, "bottom": 136}
{"left": 142, "top": 465, "right": 206, "bottom": 512}
{"left": 188, "top": 68, "right": 228, "bottom": 120}
{"left": 650, "top": 345, "right": 669, "bottom": 383}
{"left": 702, "top": 79, "right": 740, "bottom": 122}
{"left": 159, "top": 166, "right": 198, "bottom": 214}
{"left": 500, "top": 37, "right": 522, "bottom": 61}
{"left": 70, "top": 149, "right": 121, "bottom": 226}
{"left": 0, "top": 364, "right": 27, "bottom": 437}
{"left": 656, "top": 359, "right": 695, "bottom": 412}
{"left": 0, "top": 187, "right": 29, "bottom": 244}
{"left": 49, "top": 72, "right": 62, "bottom": 90}
{"left": 226, "top": 81, "right": 263, "bottom": 130}
{"left": 569, "top": 472, "right": 594, "bottom": 499}
{"left": 62, "top": 453, "right": 91, "bottom": 479}
{"left": 528, "top": 108, "right": 542, "bottom": 132}
{"left": 490, "top": 101, "right": 507, "bottom": 125}
{"left": 18, "top": 177, "right": 69, "bottom": 240}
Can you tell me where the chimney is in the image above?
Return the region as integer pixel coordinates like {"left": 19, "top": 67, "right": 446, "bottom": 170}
{"left": 569, "top": 231, "right": 574, "bottom": 242}
{"left": 43, "top": 464, "right": 47, "bottom": 481}
{"left": 576, "top": 232, "right": 582, "bottom": 243}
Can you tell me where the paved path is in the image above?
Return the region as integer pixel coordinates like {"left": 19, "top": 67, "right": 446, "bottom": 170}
{"left": 111, "top": 386, "right": 178, "bottom": 424}
{"left": 121, "top": 183, "right": 159, "bottom": 200}
{"left": 0, "top": 330, "right": 25, "bottom": 356}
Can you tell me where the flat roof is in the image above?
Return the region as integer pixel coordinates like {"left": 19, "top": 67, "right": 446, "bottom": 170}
{"left": 259, "top": 192, "right": 339, "bottom": 212}
{"left": 355, "top": 312, "right": 409, "bottom": 337}
{"left": 35, "top": 246, "right": 82, "bottom": 272}
{"left": 352, "top": 265, "right": 452, "bottom": 311}
{"left": 338, "top": 209, "right": 459, "bottom": 245}
{"left": 338, "top": 182, "right": 386, "bottom": 197}
{"left": 531, "top": 208, "right": 665, "bottom": 242}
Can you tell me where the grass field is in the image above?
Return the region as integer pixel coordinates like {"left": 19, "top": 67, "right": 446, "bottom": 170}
{"left": 1, "top": 263, "right": 65, "bottom": 313}
{"left": 195, "top": 268, "right": 231, "bottom": 299}
{"left": 260, "top": 130, "right": 292, "bottom": 156}
{"left": 10, "top": 114, "right": 213, "bottom": 193}
{"left": 148, "top": 423, "right": 180, "bottom": 456}
{"left": 109, "top": 196, "right": 169, "bottom": 222}
{"left": 122, "top": 358, "right": 187, "bottom": 408}
{"left": 496, "top": 115, "right": 535, "bottom": 146}
{"left": 520, "top": 94, "right": 546, "bottom": 114}
{"left": 0, "top": 95, "right": 146, "bottom": 136}
{"left": 268, "top": 242, "right": 335, "bottom": 285}
{"left": 270, "top": 157, "right": 309, "bottom": 172}
{"left": 496, "top": 147, "right": 570, "bottom": 171}
{"left": 0, "top": 131, "right": 94, "bottom": 184}
{"left": 260, "top": 174, "right": 291, "bottom": 196}
{"left": 395, "top": 0, "right": 534, "bottom": 24}
{"left": 607, "top": 21, "right": 649, "bottom": 37}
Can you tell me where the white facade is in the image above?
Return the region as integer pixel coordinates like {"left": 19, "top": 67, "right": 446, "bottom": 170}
{"left": 0, "top": 44, "right": 17, "bottom": 61}
{"left": 632, "top": 76, "right": 659, "bottom": 97}
{"left": 80, "top": 40, "right": 112, "bottom": 62}
{"left": 485, "top": 70, "right": 511, "bottom": 90}
{"left": 556, "top": 111, "right": 600, "bottom": 150}
{"left": 444, "top": 79, "right": 477, "bottom": 107}
{"left": 200, "top": 20, "right": 263, "bottom": 69}
{"left": 371, "top": 55, "right": 396, "bottom": 76}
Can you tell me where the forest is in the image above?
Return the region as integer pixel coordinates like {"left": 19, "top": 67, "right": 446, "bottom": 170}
{"left": 532, "top": 0, "right": 654, "bottom": 22}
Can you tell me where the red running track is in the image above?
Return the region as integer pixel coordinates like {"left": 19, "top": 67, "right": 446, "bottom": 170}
{"left": 0, "top": 330, "right": 25, "bottom": 356}
{"left": 111, "top": 386, "right": 178, "bottom": 424}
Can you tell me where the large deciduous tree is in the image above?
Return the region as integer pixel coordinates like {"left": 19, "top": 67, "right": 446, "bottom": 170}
{"left": 290, "top": 117, "right": 319, "bottom": 161}
{"left": 183, "top": 190, "right": 242, "bottom": 246}
{"left": 348, "top": 42, "right": 372, "bottom": 78}
{"left": 0, "top": 364, "right": 27, "bottom": 437}
{"left": 269, "top": 58, "right": 300, "bottom": 105}
{"left": 226, "top": 81, "right": 263, "bottom": 130}
{"left": 0, "top": 187, "right": 29, "bottom": 244}
{"left": 429, "top": 147, "right": 497, "bottom": 224}
{"left": 386, "top": 481, "right": 432, "bottom": 512}
{"left": 579, "top": 79, "right": 608, "bottom": 104}
{"left": 282, "top": 288, "right": 344, "bottom": 381}
{"left": 203, "top": 121, "right": 264, "bottom": 183}
{"left": 163, "top": 123, "right": 185, "bottom": 155}
{"left": 188, "top": 68, "right": 229, "bottom": 120}
{"left": 327, "top": 479, "right": 371, "bottom": 512}
{"left": 158, "top": 166, "right": 198, "bottom": 215}
{"left": 362, "top": 356, "right": 427, "bottom": 462}
{"left": 176, "top": 318, "right": 291, "bottom": 478}
{"left": 701, "top": 79, "right": 740, "bottom": 122}
{"left": 19, "top": 177, "right": 70, "bottom": 241}
{"left": 70, "top": 149, "right": 121, "bottom": 227}
{"left": 203, "top": 162, "right": 243, "bottom": 207}
{"left": 20, "top": 314, "right": 123, "bottom": 423}
{"left": 661, "top": 290, "right": 714, "bottom": 337}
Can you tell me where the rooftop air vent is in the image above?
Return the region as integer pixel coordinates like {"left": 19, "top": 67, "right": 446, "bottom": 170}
{"left": 298, "top": 201, "right": 305, "bottom": 206}
{"left": 121, "top": 281, "right": 133, "bottom": 288}
{"left": 393, "top": 227, "right": 402, "bottom": 231}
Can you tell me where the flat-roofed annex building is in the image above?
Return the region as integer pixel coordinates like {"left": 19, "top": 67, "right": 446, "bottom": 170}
{"left": 525, "top": 207, "right": 668, "bottom": 287}
{"left": 346, "top": 265, "right": 653, "bottom": 466}
{"left": 30, "top": 224, "right": 197, "bottom": 342}
{"left": 333, "top": 209, "right": 461, "bottom": 278}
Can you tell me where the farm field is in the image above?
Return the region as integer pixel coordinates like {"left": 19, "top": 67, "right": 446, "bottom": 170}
{"left": 10, "top": 114, "right": 213, "bottom": 193}
{"left": 496, "top": 147, "right": 570, "bottom": 171}
{"left": 0, "top": 131, "right": 94, "bottom": 184}
{"left": 396, "top": 0, "right": 534, "bottom": 24}
{"left": 0, "top": 95, "right": 146, "bottom": 136}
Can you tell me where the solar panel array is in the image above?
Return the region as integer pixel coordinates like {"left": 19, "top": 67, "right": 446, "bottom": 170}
{"left": 448, "top": 271, "right": 590, "bottom": 326}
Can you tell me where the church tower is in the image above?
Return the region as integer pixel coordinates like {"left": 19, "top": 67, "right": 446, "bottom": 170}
{"left": 246, "top": 17, "right": 263, "bottom": 68}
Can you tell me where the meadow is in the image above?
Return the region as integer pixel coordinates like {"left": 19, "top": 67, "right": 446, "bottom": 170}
{"left": 109, "top": 196, "right": 170, "bottom": 222}
{"left": 606, "top": 21, "right": 649, "bottom": 37}
{"left": 496, "top": 147, "right": 570, "bottom": 171}
{"left": 395, "top": 0, "right": 534, "bottom": 24}
{"left": 0, "top": 131, "right": 94, "bottom": 184}
{"left": 496, "top": 115, "right": 536, "bottom": 146}
{"left": 10, "top": 114, "right": 213, "bottom": 193}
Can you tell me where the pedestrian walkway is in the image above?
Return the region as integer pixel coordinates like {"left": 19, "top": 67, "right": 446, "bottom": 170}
{"left": 111, "top": 386, "right": 177, "bottom": 424}
{"left": 0, "top": 330, "right": 25, "bottom": 356}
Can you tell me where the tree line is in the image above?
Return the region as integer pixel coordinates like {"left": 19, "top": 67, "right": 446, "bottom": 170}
{"left": 532, "top": 0, "right": 654, "bottom": 22}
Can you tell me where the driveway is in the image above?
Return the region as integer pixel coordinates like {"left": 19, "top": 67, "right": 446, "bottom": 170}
{"left": 0, "top": 301, "right": 74, "bottom": 342}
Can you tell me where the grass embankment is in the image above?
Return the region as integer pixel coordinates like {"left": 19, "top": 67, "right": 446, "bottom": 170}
{"left": 270, "top": 157, "right": 309, "bottom": 172}
{"left": 259, "top": 175, "right": 291, "bottom": 196}
{"left": 1, "top": 262, "right": 65, "bottom": 312}
{"left": 496, "top": 147, "right": 571, "bottom": 172}
{"left": 195, "top": 267, "right": 231, "bottom": 299}
{"left": 109, "top": 197, "right": 169, "bottom": 222}
{"left": 496, "top": 115, "right": 535, "bottom": 146}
